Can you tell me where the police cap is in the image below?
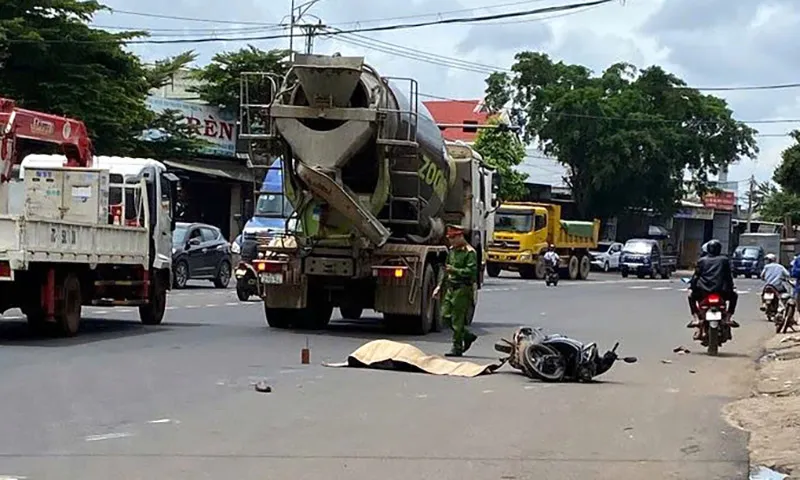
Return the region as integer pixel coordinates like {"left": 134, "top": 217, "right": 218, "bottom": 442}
{"left": 446, "top": 224, "right": 465, "bottom": 237}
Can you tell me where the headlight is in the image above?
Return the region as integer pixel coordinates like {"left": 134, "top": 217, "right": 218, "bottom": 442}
{"left": 231, "top": 242, "right": 241, "bottom": 254}
{"left": 519, "top": 252, "right": 532, "bottom": 261}
{"left": 172, "top": 247, "right": 177, "bottom": 254}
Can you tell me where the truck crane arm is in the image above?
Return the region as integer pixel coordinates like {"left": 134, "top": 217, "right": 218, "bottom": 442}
{"left": 0, "top": 97, "right": 94, "bottom": 182}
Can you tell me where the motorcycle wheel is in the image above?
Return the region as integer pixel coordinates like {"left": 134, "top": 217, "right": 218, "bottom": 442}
{"left": 522, "top": 343, "right": 565, "bottom": 382}
{"left": 707, "top": 327, "right": 719, "bottom": 356}
{"left": 236, "top": 285, "right": 250, "bottom": 302}
{"left": 778, "top": 303, "right": 795, "bottom": 334}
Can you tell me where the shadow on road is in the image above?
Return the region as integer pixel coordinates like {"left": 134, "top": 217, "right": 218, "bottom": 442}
{"left": 0, "top": 317, "right": 191, "bottom": 347}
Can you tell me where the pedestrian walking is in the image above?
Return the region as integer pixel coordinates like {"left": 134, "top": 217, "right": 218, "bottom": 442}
{"left": 433, "top": 224, "right": 478, "bottom": 357}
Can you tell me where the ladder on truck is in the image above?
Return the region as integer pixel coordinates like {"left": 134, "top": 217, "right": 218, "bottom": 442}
{"left": 238, "top": 72, "right": 291, "bottom": 237}
{"left": 376, "top": 77, "right": 426, "bottom": 229}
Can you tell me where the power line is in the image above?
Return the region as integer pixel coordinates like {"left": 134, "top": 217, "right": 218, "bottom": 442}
{"left": 105, "top": 0, "right": 551, "bottom": 29}
{"left": 418, "top": 92, "right": 800, "bottom": 127}
{"left": 9, "top": 0, "right": 613, "bottom": 44}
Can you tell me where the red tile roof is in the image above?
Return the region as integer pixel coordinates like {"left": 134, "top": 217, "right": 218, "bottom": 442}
{"left": 422, "top": 99, "right": 489, "bottom": 143}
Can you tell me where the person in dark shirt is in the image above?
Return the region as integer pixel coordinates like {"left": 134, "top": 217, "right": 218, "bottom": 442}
{"left": 687, "top": 239, "right": 739, "bottom": 338}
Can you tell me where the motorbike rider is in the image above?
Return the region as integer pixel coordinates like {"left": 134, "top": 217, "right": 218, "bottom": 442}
{"left": 687, "top": 239, "right": 739, "bottom": 337}
{"left": 761, "top": 253, "right": 790, "bottom": 293}
{"left": 543, "top": 244, "right": 560, "bottom": 271}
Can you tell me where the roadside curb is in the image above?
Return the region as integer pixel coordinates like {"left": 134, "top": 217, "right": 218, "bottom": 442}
{"left": 723, "top": 332, "right": 800, "bottom": 479}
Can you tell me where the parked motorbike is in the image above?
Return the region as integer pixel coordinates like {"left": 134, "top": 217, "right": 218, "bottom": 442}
{"left": 544, "top": 262, "right": 559, "bottom": 287}
{"left": 234, "top": 261, "right": 259, "bottom": 301}
{"left": 494, "top": 327, "right": 636, "bottom": 382}
{"left": 693, "top": 292, "right": 732, "bottom": 356}
{"left": 761, "top": 284, "right": 781, "bottom": 322}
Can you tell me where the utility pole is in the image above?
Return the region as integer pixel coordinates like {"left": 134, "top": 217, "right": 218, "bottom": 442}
{"left": 287, "top": 0, "right": 323, "bottom": 61}
{"left": 299, "top": 21, "right": 326, "bottom": 54}
{"left": 746, "top": 174, "right": 756, "bottom": 233}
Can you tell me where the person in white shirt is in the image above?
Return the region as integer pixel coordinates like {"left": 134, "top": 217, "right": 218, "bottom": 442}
{"left": 543, "top": 244, "right": 560, "bottom": 268}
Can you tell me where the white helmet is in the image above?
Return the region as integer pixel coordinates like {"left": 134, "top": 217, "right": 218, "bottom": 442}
{"left": 766, "top": 253, "right": 777, "bottom": 263}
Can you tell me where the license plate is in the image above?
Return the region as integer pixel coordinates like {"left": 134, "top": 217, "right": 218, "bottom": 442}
{"left": 706, "top": 311, "right": 722, "bottom": 321}
{"left": 260, "top": 272, "right": 283, "bottom": 284}
{"left": 235, "top": 269, "right": 246, "bottom": 276}
{"left": 763, "top": 293, "right": 774, "bottom": 300}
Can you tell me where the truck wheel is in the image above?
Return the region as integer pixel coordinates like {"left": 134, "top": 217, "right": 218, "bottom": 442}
{"left": 486, "top": 263, "right": 501, "bottom": 278}
{"left": 660, "top": 269, "right": 670, "bottom": 280}
{"left": 139, "top": 274, "right": 167, "bottom": 325}
{"left": 621, "top": 270, "right": 629, "bottom": 278}
{"left": 301, "top": 301, "right": 333, "bottom": 329}
{"left": 568, "top": 256, "right": 579, "bottom": 280}
{"left": 415, "top": 264, "right": 437, "bottom": 334}
{"left": 534, "top": 259, "right": 546, "bottom": 279}
{"left": 578, "top": 255, "right": 591, "bottom": 280}
{"left": 264, "top": 305, "right": 293, "bottom": 329}
{"left": 340, "top": 306, "right": 363, "bottom": 320}
{"left": 56, "top": 273, "right": 81, "bottom": 337}
{"left": 519, "top": 266, "right": 536, "bottom": 280}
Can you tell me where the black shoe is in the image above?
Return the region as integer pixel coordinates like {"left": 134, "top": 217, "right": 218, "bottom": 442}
{"left": 444, "top": 350, "right": 463, "bottom": 357}
{"left": 463, "top": 334, "right": 477, "bottom": 354}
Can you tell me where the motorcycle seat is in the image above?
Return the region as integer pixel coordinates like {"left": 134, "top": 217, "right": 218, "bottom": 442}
{"left": 781, "top": 293, "right": 793, "bottom": 300}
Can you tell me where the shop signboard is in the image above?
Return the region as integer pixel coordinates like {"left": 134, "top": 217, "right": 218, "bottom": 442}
{"left": 674, "top": 207, "right": 714, "bottom": 221}
{"left": 702, "top": 190, "right": 736, "bottom": 211}
{"left": 143, "top": 96, "right": 237, "bottom": 158}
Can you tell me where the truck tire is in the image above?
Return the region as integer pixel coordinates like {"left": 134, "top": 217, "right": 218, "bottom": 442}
{"left": 264, "top": 305, "right": 293, "bottom": 329}
{"left": 139, "top": 274, "right": 167, "bottom": 325}
{"left": 56, "top": 273, "right": 81, "bottom": 337}
{"left": 578, "top": 255, "right": 591, "bottom": 280}
{"left": 534, "top": 259, "right": 546, "bottom": 279}
{"left": 568, "top": 256, "right": 579, "bottom": 280}
{"left": 660, "top": 269, "right": 671, "bottom": 279}
{"left": 415, "top": 264, "right": 437, "bottom": 334}
{"left": 486, "top": 263, "right": 501, "bottom": 278}
{"left": 340, "top": 306, "right": 363, "bottom": 320}
{"left": 386, "top": 264, "right": 436, "bottom": 335}
{"left": 519, "top": 266, "right": 537, "bottom": 280}
{"left": 300, "top": 301, "right": 333, "bottom": 329}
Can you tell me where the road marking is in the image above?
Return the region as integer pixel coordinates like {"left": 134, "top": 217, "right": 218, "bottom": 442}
{"left": 147, "top": 418, "right": 175, "bottom": 424}
{"left": 629, "top": 286, "right": 649, "bottom": 290}
{"left": 225, "top": 302, "right": 238, "bottom": 306}
{"left": 652, "top": 287, "right": 672, "bottom": 291}
{"left": 84, "top": 432, "right": 133, "bottom": 442}
{"left": 205, "top": 304, "right": 218, "bottom": 307}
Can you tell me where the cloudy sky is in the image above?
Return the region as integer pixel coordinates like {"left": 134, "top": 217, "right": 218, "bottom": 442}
{"left": 93, "top": 0, "right": 800, "bottom": 193}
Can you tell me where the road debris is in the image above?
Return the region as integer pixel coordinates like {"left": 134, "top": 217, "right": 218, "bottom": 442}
{"left": 254, "top": 381, "right": 273, "bottom": 393}
{"left": 661, "top": 359, "right": 673, "bottom": 364}
{"left": 750, "top": 465, "right": 789, "bottom": 480}
{"left": 673, "top": 345, "right": 691, "bottom": 354}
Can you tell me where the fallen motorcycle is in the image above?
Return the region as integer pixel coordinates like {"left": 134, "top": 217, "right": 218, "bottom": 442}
{"left": 494, "top": 326, "right": 637, "bottom": 382}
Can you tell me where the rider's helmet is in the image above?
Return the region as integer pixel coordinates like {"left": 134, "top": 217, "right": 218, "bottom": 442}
{"left": 705, "top": 239, "right": 723, "bottom": 256}
{"left": 548, "top": 244, "right": 555, "bottom": 251}
{"left": 766, "top": 253, "right": 777, "bottom": 263}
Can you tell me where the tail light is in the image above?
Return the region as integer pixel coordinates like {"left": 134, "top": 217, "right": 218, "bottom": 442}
{"left": 372, "top": 266, "right": 408, "bottom": 279}
{"left": 252, "top": 260, "right": 285, "bottom": 273}
{"left": 707, "top": 293, "right": 721, "bottom": 304}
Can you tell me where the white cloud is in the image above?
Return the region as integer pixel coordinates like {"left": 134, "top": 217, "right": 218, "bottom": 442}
{"left": 95, "top": 0, "right": 800, "bottom": 187}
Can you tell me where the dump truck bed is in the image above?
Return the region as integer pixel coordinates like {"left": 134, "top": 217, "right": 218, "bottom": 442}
{"left": 0, "top": 214, "right": 148, "bottom": 277}
{"left": 555, "top": 219, "right": 601, "bottom": 249}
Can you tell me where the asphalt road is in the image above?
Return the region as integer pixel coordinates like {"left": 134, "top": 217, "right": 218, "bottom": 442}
{"left": 0, "top": 272, "right": 773, "bottom": 480}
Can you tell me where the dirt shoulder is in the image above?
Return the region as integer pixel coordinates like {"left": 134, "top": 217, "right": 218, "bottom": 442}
{"left": 724, "top": 332, "right": 800, "bottom": 478}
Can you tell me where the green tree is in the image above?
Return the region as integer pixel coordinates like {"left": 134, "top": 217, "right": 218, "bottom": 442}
{"left": 759, "top": 131, "right": 800, "bottom": 224}
{"left": 0, "top": 0, "right": 203, "bottom": 158}
{"left": 188, "top": 46, "right": 290, "bottom": 112}
{"left": 484, "top": 52, "right": 759, "bottom": 218}
{"left": 473, "top": 118, "right": 528, "bottom": 201}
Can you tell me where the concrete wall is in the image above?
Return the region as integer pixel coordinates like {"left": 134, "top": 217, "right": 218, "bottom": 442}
{"left": 713, "top": 212, "right": 733, "bottom": 254}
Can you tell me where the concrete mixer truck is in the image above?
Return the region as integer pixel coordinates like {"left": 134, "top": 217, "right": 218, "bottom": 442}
{"left": 239, "top": 54, "right": 497, "bottom": 334}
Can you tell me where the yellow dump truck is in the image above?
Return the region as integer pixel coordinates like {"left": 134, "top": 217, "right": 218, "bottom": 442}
{"left": 487, "top": 202, "right": 600, "bottom": 280}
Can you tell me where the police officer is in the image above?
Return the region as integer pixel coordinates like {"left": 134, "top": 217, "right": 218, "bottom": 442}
{"left": 433, "top": 224, "right": 478, "bottom": 357}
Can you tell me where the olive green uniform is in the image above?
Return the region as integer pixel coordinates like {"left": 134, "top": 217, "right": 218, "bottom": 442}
{"left": 441, "top": 244, "right": 478, "bottom": 355}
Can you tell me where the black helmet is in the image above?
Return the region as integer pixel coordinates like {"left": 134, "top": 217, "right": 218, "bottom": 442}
{"left": 705, "top": 239, "right": 722, "bottom": 256}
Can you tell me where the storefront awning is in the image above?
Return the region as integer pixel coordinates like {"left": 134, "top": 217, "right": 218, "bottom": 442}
{"left": 163, "top": 158, "right": 256, "bottom": 183}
